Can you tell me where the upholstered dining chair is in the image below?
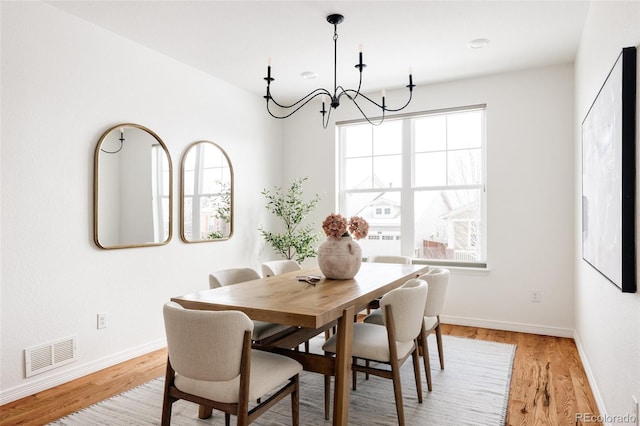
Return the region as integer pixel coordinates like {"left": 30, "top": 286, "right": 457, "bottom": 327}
{"left": 261, "top": 259, "right": 301, "bottom": 277}
{"left": 322, "top": 279, "right": 428, "bottom": 425}
{"left": 208, "top": 268, "right": 294, "bottom": 344}
{"left": 162, "top": 302, "right": 302, "bottom": 426}
{"left": 365, "top": 267, "right": 450, "bottom": 391}
{"left": 209, "top": 267, "right": 260, "bottom": 289}
{"left": 363, "top": 255, "right": 416, "bottom": 315}
{"left": 367, "top": 255, "right": 413, "bottom": 264}
{"left": 260, "top": 259, "right": 313, "bottom": 352}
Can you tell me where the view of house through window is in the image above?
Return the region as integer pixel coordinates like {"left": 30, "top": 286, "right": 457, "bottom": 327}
{"left": 337, "top": 105, "right": 486, "bottom": 266}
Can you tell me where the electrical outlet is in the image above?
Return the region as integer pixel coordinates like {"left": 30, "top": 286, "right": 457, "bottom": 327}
{"left": 632, "top": 395, "right": 638, "bottom": 426}
{"left": 530, "top": 290, "right": 542, "bottom": 303}
{"left": 97, "top": 312, "right": 108, "bottom": 329}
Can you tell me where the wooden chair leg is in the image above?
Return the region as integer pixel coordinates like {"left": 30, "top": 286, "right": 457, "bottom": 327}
{"left": 390, "top": 357, "right": 405, "bottom": 426}
{"left": 198, "top": 404, "right": 213, "bottom": 419}
{"left": 420, "top": 327, "right": 433, "bottom": 391}
{"left": 225, "top": 413, "right": 230, "bottom": 426}
{"left": 435, "top": 323, "right": 445, "bottom": 369}
{"left": 161, "top": 400, "right": 173, "bottom": 426}
{"left": 292, "top": 375, "right": 300, "bottom": 426}
{"left": 161, "top": 360, "right": 175, "bottom": 426}
{"left": 411, "top": 345, "right": 423, "bottom": 403}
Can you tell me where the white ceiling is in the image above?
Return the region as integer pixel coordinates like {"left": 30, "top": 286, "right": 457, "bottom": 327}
{"left": 49, "top": 0, "right": 590, "bottom": 103}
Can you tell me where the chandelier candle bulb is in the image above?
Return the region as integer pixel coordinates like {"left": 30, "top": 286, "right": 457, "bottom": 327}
{"left": 357, "top": 44, "right": 364, "bottom": 71}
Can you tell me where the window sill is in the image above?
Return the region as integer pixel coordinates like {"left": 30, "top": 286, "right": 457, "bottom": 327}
{"left": 411, "top": 259, "right": 490, "bottom": 276}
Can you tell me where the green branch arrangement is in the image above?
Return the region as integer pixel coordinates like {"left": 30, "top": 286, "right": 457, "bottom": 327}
{"left": 259, "top": 177, "right": 321, "bottom": 263}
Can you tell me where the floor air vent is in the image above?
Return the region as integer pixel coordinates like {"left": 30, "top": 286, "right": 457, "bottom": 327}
{"left": 25, "top": 335, "right": 77, "bottom": 377}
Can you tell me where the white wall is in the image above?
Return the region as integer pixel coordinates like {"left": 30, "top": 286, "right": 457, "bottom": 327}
{"left": 0, "top": 1, "right": 282, "bottom": 402}
{"left": 4, "top": 1, "right": 637, "bottom": 416}
{"left": 574, "top": 1, "right": 640, "bottom": 420}
{"left": 284, "top": 64, "right": 576, "bottom": 336}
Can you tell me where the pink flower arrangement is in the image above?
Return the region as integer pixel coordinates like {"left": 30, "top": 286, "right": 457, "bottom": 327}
{"left": 322, "top": 213, "right": 369, "bottom": 240}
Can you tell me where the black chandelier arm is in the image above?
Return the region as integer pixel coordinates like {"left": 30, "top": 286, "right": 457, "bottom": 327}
{"left": 266, "top": 87, "right": 332, "bottom": 110}
{"left": 321, "top": 103, "right": 333, "bottom": 129}
{"left": 342, "top": 87, "right": 413, "bottom": 113}
{"left": 341, "top": 89, "right": 382, "bottom": 108}
{"left": 379, "top": 87, "right": 414, "bottom": 112}
{"left": 347, "top": 95, "right": 386, "bottom": 126}
{"left": 349, "top": 69, "right": 364, "bottom": 102}
{"left": 266, "top": 90, "right": 331, "bottom": 119}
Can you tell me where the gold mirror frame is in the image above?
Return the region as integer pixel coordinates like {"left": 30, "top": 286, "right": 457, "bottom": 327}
{"left": 180, "top": 140, "right": 234, "bottom": 243}
{"left": 93, "top": 123, "right": 173, "bottom": 249}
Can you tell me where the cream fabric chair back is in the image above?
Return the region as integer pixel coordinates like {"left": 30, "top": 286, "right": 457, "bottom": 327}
{"left": 418, "top": 268, "right": 449, "bottom": 317}
{"left": 163, "top": 302, "right": 253, "bottom": 382}
{"left": 380, "top": 278, "right": 427, "bottom": 343}
{"left": 261, "top": 260, "right": 301, "bottom": 277}
{"left": 209, "top": 267, "right": 261, "bottom": 289}
{"left": 367, "top": 255, "right": 412, "bottom": 264}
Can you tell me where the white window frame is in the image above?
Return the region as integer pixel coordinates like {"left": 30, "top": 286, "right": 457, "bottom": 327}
{"left": 337, "top": 104, "right": 487, "bottom": 268}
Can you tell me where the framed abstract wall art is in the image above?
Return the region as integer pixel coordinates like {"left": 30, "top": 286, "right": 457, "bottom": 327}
{"left": 582, "top": 46, "right": 636, "bottom": 293}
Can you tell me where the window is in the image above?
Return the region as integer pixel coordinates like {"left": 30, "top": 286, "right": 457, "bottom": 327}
{"left": 152, "top": 144, "right": 171, "bottom": 242}
{"left": 337, "top": 105, "right": 486, "bottom": 267}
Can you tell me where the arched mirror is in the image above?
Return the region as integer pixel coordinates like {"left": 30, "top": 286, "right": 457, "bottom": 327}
{"left": 180, "top": 141, "right": 233, "bottom": 242}
{"left": 94, "top": 123, "right": 173, "bottom": 249}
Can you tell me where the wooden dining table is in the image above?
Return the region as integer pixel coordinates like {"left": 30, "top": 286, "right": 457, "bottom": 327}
{"left": 171, "top": 262, "right": 429, "bottom": 425}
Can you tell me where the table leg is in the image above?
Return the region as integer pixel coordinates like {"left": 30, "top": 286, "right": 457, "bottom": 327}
{"left": 333, "top": 306, "right": 355, "bottom": 426}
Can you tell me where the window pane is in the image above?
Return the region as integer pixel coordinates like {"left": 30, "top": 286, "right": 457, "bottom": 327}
{"left": 448, "top": 111, "right": 482, "bottom": 149}
{"left": 373, "top": 155, "right": 402, "bottom": 188}
{"left": 344, "top": 124, "right": 372, "bottom": 157}
{"left": 414, "top": 115, "right": 446, "bottom": 152}
{"left": 183, "top": 197, "right": 193, "bottom": 239}
{"left": 447, "top": 148, "right": 482, "bottom": 185}
{"left": 345, "top": 157, "right": 372, "bottom": 189}
{"left": 184, "top": 170, "right": 195, "bottom": 195}
{"left": 162, "top": 170, "right": 170, "bottom": 196}
{"left": 414, "top": 189, "right": 483, "bottom": 262}
{"left": 202, "top": 148, "right": 223, "bottom": 167}
{"left": 345, "top": 191, "right": 402, "bottom": 257}
{"left": 373, "top": 120, "right": 402, "bottom": 155}
{"left": 415, "top": 152, "right": 446, "bottom": 187}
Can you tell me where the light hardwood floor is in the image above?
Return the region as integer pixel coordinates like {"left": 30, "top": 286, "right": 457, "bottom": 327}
{"left": 0, "top": 325, "right": 601, "bottom": 426}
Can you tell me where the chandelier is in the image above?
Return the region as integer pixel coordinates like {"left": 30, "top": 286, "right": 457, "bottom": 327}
{"left": 264, "top": 14, "right": 415, "bottom": 128}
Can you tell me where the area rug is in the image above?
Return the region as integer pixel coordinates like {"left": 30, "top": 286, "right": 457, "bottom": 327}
{"left": 50, "top": 335, "right": 515, "bottom": 425}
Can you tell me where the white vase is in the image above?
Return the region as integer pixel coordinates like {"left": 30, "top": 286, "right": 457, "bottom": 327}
{"left": 317, "top": 236, "right": 362, "bottom": 280}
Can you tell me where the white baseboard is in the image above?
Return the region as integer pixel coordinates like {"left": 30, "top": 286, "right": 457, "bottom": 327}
{"left": 0, "top": 338, "right": 167, "bottom": 406}
{"left": 572, "top": 331, "right": 609, "bottom": 425}
{"left": 440, "top": 315, "right": 574, "bottom": 338}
